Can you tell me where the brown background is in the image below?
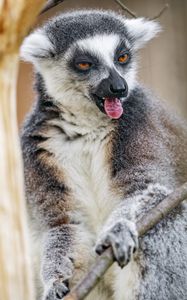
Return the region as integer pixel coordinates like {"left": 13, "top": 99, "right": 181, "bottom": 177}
{"left": 17, "top": 0, "right": 187, "bottom": 125}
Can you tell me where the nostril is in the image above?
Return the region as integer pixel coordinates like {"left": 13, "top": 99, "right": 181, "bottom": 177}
{"left": 110, "top": 84, "right": 126, "bottom": 94}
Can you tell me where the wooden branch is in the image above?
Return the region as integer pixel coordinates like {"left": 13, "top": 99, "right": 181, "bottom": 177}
{"left": 40, "top": 0, "right": 66, "bottom": 14}
{"left": 115, "top": 0, "right": 169, "bottom": 20}
{"left": 64, "top": 182, "right": 187, "bottom": 300}
{"left": 0, "top": 1, "right": 46, "bottom": 299}
{"left": 115, "top": 0, "right": 137, "bottom": 18}
{"left": 150, "top": 3, "right": 169, "bottom": 21}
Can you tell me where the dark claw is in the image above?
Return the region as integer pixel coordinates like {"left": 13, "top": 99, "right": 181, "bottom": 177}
{"left": 55, "top": 284, "right": 69, "bottom": 299}
{"left": 95, "top": 244, "right": 104, "bottom": 255}
{"left": 115, "top": 241, "right": 120, "bottom": 249}
{"left": 118, "top": 255, "right": 126, "bottom": 267}
{"left": 54, "top": 281, "right": 69, "bottom": 299}
{"left": 95, "top": 243, "right": 108, "bottom": 255}
{"left": 127, "top": 245, "right": 132, "bottom": 259}
{"left": 45, "top": 281, "right": 70, "bottom": 300}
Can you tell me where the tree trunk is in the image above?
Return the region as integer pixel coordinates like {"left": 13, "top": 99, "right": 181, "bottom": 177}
{"left": 0, "top": 53, "right": 34, "bottom": 300}
{"left": 0, "top": 1, "right": 45, "bottom": 299}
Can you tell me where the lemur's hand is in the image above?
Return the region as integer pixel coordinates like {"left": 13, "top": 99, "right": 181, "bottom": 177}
{"left": 43, "top": 279, "right": 69, "bottom": 300}
{"left": 42, "top": 255, "right": 74, "bottom": 300}
{"left": 95, "top": 219, "right": 138, "bottom": 268}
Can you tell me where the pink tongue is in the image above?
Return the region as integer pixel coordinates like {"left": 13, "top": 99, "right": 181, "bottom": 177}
{"left": 104, "top": 98, "right": 123, "bottom": 119}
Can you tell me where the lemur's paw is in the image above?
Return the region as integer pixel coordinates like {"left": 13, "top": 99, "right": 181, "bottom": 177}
{"left": 43, "top": 280, "right": 69, "bottom": 300}
{"left": 95, "top": 219, "right": 138, "bottom": 268}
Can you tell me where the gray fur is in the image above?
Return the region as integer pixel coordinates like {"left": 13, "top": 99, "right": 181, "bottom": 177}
{"left": 20, "top": 9, "right": 187, "bottom": 300}
{"left": 21, "top": 10, "right": 152, "bottom": 58}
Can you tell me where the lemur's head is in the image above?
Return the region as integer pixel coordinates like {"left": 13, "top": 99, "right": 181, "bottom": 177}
{"left": 21, "top": 10, "right": 160, "bottom": 120}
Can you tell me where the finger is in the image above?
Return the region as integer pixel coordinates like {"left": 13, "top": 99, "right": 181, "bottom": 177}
{"left": 111, "top": 240, "right": 127, "bottom": 268}
{"left": 129, "top": 231, "right": 139, "bottom": 250}
{"left": 95, "top": 243, "right": 109, "bottom": 255}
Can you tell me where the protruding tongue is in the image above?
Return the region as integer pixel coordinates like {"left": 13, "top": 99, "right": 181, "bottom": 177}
{"left": 104, "top": 98, "right": 123, "bottom": 119}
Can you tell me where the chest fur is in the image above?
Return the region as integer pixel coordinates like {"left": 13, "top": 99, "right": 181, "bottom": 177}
{"left": 44, "top": 126, "right": 120, "bottom": 233}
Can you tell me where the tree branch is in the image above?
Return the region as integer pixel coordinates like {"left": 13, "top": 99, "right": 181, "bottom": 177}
{"left": 150, "top": 3, "right": 169, "bottom": 21}
{"left": 64, "top": 182, "right": 187, "bottom": 300}
{"left": 115, "top": 0, "right": 169, "bottom": 20}
{"left": 115, "top": 0, "right": 137, "bottom": 18}
{"left": 40, "top": 0, "right": 66, "bottom": 14}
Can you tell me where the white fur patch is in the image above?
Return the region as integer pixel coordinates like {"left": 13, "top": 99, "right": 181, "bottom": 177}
{"left": 20, "top": 29, "right": 54, "bottom": 64}
{"left": 124, "top": 18, "right": 161, "bottom": 50}
{"left": 43, "top": 120, "right": 119, "bottom": 233}
{"left": 75, "top": 34, "right": 120, "bottom": 67}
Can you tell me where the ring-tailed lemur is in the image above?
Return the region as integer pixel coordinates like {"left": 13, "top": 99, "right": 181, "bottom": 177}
{"left": 20, "top": 10, "right": 187, "bottom": 300}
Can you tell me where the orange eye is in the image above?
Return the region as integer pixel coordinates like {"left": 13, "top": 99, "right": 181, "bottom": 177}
{"left": 77, "top": 62, "right": 92, "bottom": 70}
{"left": 118, "top": 53, "right": 129, "bottom": 64}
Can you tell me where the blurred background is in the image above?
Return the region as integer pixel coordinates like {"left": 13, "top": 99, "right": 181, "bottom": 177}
{"left": 17, "top": 0, "right": 187, "bottom": 125}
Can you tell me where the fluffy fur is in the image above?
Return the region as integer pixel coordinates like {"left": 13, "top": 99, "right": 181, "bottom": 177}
{"left": 20, "top": 10, "right": 187, "bottom": 300}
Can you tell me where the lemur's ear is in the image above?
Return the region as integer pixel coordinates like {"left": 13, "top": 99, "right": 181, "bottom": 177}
{"left": 20, "top": 29, "right": 54, "bottom": 64}
{"left": 124, "top": 18, "right": 161, "bottom": 50}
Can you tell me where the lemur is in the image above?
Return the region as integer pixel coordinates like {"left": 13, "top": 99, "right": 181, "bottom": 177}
{"left": 20, "top": 9, "right": 187, "bottom": 300}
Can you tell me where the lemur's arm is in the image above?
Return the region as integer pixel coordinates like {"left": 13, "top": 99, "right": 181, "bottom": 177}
{"left": 29, "top": 178, "right": 75, "bottom": 299}
{"left": 96, "top": 167, "right": 172, "bottom": 267}
{"left": 22, "top": 146, "right": 76, "bottom": 300}
{"left": 42, "top": 225, "right": 75, "bottom": 299}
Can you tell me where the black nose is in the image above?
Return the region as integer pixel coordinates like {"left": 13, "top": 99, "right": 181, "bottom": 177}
{"left": 94, "top": 69, "right": 128, "bottom": 99}
{"left": 110, "top": 84, "right": 127, "bottom": 96}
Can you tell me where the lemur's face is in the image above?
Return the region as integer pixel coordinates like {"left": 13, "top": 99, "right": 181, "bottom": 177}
{"left": 21, "top": 10, "right": 160, "bottom": 120}
{"left": 66, "top": 34, "right": 131, "bottom": 119}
